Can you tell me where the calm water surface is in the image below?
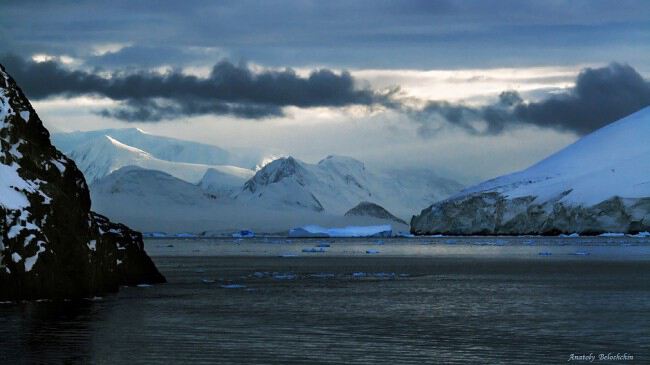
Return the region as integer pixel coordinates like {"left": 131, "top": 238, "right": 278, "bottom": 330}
{"left": 1, "top": 237, "right": 649, "bottom": 364}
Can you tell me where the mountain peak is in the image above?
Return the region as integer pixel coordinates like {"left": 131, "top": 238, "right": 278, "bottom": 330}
{"left": 318, "top": 155, "right": 365, "bottom": 170}
{"left": 243, "top": 156, "right": 308, "bottom": 193}
{"left": 345, "top": 201, "right": 407, "bottom": 225}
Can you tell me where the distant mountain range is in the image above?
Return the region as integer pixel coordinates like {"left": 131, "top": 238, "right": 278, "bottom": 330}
{"left": 52, "top": 128, "right": 257, "bottom": 184}
{"left": 52, "top": 128, "right": 463, "bottom": 234}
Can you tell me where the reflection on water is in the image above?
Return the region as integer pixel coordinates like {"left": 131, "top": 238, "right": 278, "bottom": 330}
{"left": 1, "top": 237, "right": 649, "bottom": 364}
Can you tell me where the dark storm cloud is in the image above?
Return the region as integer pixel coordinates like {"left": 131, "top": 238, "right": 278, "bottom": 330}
{"left": 412, "top": 63, "right": 650, "bottom": 136}
{"left": 1, "top": 54, "right": 648, "bottom": 132}
{"left": 0, "top": 54, "right": 391, "bottom": 121}
{"left": 2, "top": 1, "right": 650, "bottom": 69}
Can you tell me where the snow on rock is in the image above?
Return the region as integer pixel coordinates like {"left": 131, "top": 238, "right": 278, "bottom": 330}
{"left": 0, "top": 62, "right": 165, "bottom": 301}
{"left": 289, "top": 224, "right": 393, "bottom": 238}
{"left": 412, "top": 106, "right": 650, "bottom": 235}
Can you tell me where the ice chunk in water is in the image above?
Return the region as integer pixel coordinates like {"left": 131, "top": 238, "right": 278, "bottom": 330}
{"left": 221, "top": 284, "right": 247, "bottom": 289}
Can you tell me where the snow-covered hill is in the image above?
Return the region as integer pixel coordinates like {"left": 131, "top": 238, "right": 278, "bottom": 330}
{"left": 412, "top": 106, "right": 650, "bottom": 235}
{"left": 55, "top": 131, "right": 254, "bottom": 184}
{"left": 238, "top": 155, "right": 463, "bottom": 219}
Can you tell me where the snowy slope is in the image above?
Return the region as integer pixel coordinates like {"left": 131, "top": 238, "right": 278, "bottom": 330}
{"left": 412, "top": 106, "right": 650, "bottom": 235}
{"left": 461, "top": 106, "right": 650, "bottom": 205}
{"left": 238, "top": 155, "right": 463, "bottom": 218}
{"left": 62, "top": 133, "right": 254, "bottom": 184}
{"left": 199, "top": 167, "right": 254, "bottom": 198}
{"left": 91, "top": 166, "right": 217, "bottom": 206}
{"left": 53, "top": 128, "right": 266, "bottom": 169}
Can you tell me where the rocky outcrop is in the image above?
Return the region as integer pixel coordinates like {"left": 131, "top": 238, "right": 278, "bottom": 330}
{"left": 92, "top": 213, "right": 166, "bottom": 286}
{"left": 411, "top": 192, "right": 650, "bottom": 236}
{"left": 345, "top": 201, "right": 407, "bottom": 225}
{"left": 0, "top": 63, "right": 164, "bottom": 301}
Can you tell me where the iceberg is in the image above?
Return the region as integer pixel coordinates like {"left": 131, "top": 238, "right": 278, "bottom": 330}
{"left": 143, "top": 232, "right": 168, "bottom": 238}
{"left": 221, "top": 284, "right": 246, "bottom": 289}
{"left": 599, "top": 232, "right": 625, "bottom": 237}
{"left": 232, "top": 230, "right": 255, "bottom": 238}
{"left": 302, "top": 247, "right": 327, "bottom": 253}
{"left": 289, "top": 224, "right": 392, "bottom": 238}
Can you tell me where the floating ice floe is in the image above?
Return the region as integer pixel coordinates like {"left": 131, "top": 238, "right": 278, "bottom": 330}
{"left": 221, "top": 284, "right": 246, "bottom": 289}
{"left": 395, "top": 231, "right": 414, "bottom": 238}
{"left": 279, "top": 253, "right": 298, "bottom": 258}
{"left": 289, "top": 224, "right": 392, "bottom": 238}
{"left": 599, "top": 232, "right": 625, "bottom": 237}
{"left": 143, "top": 232, "right": 168, "bottom": 238}
{"left": 560, "top": 233, "right": 580, "bottom": 238}
{"left": 630, "top": 231, "right": 650, "bottom": 238}
{"left": 272, "top": 273, "right": 296, "bottom": 280}
{"left": 571, "top": 251, "right": 591, "bottom": 256}
{"left": 310, "top": 273, "right": 335, "bottom": 279}
{"left": 365, "top": 249, "right": 381, "bottom": 254}
{"left": 232, "top": 230, "right": 255, "bottom": 238}
{"left": 302, "top": 247, "right": 327, "bottom": 253}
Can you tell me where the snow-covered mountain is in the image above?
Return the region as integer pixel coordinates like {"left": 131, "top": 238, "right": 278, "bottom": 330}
{"left": 56, "top": 129, "right": 463, "bottom": 234}
{"left": 91, "top": 166, "right": 411, "bottom": 234}
{"left": 54, "top": 128, "right": 253, "bottom": 167}
{"left": 412, "top": 106, "right": 650, "bottom": 235}
{"left": 53, "top": 130, "right": 254, "bottom": 184}
{"left": 237, "top": 155, "right": 463, "bottom": 218}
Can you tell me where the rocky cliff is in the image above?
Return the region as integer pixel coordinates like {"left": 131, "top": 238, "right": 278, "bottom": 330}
{"left": 0, "top": 63, "right": 164, "bottom": 300}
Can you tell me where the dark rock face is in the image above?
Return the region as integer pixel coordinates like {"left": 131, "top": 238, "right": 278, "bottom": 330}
{"left": 345, "top": 201, "right": 407, "bottom": 225}
{"left": 0, "top": 63, "right": 164, "bottom": 301}
{"left": 411, "top": 192, "right": 650, "bottom": 236}
{"left": 93, "top": 213, "right": 166, "bottom": 286}
{"left": 243, "top": 157, "right": 307, "bottom": 193}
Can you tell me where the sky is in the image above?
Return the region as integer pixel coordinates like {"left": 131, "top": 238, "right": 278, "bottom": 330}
{"left": 1, "top": 0, "right": 649, "bottom": 184}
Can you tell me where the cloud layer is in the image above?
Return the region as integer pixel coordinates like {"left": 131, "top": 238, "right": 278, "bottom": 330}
{"left": 413, "top": 63, "right": 650, "bottom": 136}
{"left": 0, "top": 54, "right": 391, "bottom": 121}
{"left": 2, "top": 54, "right": 648, "bottom": 136}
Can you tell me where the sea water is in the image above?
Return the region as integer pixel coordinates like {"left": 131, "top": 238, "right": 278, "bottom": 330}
{"left": 1, "top": 237, "right": 649, "bottom": 364}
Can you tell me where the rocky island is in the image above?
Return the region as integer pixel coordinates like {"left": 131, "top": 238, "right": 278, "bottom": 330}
{"left": 0, "top": 63, "right": 164, "bottom": 301}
